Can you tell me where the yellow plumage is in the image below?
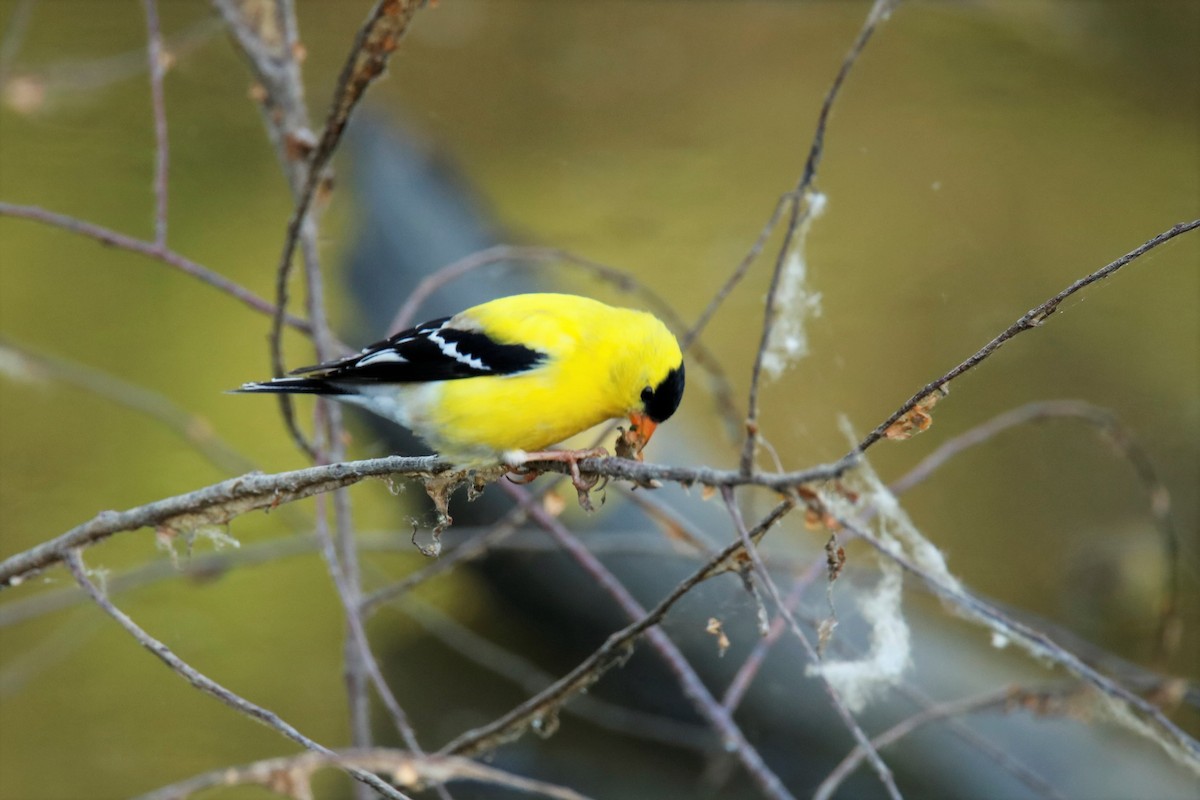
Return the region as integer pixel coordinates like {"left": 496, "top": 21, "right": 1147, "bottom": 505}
{"left": 239, "top": 293, "right": 686, "bottom": 463}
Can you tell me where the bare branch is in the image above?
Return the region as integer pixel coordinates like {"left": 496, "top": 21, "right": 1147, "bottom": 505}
{"left": 721, "top": 488, "right": 903, "bottom": 800}
{"left": 0, "top": 0, "right": 35, "bottom": 83}
{"left": 740, "top": 0, "right": 898, "bottom": 473}
{"left": 403, "top": 597, "right": 712, "bottom": 752}
{"left": 64, "top": 550, "right": 412, "bottom": 800}
{"left": 212, "top": 0, "right": 319, "bottom": 457}
{"left": 268, "top": 0, "right": 427, "bottom": 382}
{"left": 0, "top": 455, "right": 444, "bottom": 587}
{"left": 854, "top": 219, "right": 1200, "bottom": 455}
{"left": 499, "top": 481, "right": 796, "bottom": 800}
{"left": 439, "top": 500, "right": 794, "bottom": 761}
{"left": 683, "top": 194, "right": 792, "bottom": 352}
{"left": 0, "top": 453, "right": 853, "bottom": 589}
{"left": 311, "top": 493, "right": 428, "bottom": 754}
{"left": 839, "top": 517, "right": 1200, "bottom": 771}
{"left": 887, "top": 399, "right": 1182, "bottom": 659}
{"left": 0, "top": 336, "right": 258, "bottom": 476}
{"left": 721, "top": 557, "right": 824, "bottom": 712}
{"left": 0, "top": 202, "right": 311, "bottom": 333}
{"left": 815, "top": 687, "right": 1023, "bottom": 800}
{"left": 359, "top": 481, "right": 555, "bottom": 617}
{"left": 142, "top": 0, "right": 168, "bottom": 245}
{"left": 134, "top": 748, "right": 592, "bottom": 800}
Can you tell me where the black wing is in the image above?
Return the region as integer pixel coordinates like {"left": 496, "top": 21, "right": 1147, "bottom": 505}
{"left": 291, "top": 317, "right": 546, "bottom": 384}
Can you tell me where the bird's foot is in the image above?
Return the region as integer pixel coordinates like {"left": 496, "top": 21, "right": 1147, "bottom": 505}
{"left": 505, "top": 448, "right": 608, "bottom": 511}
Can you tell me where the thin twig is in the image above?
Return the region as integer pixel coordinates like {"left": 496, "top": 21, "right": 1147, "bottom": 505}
{"left": 64, "top": 549, "right": 412, "bottom": 800}
{"left": 359, "top": 480, "right": 561, "bottom": 617}
{"left": 721, "top": 556, "right": 824, "bottom": 712}
{"left": 0, "top": 0, "right": 36, "bottom": 84}
{"left": 0, "top": 336, "right": 258, "bottom": 477}
{"left": 268, "top": 0, "right": 425, "bottom": 383}
{"left": 2, "top": 15, "right": 218, "bottom": 102}
{"left": 838, "top": 516, "right": 1200, "bottom": 770}
{"left": 134, "top": 748, "right": 592, "bottom": 800}
{"left": 740, "top": 0, "right": 897, "bottom": 474}
{"left": 683, "top": 194, "right": 792, "bottom": 353}
{"left": 0, "top": 531, "right": 323, "bottom": 629}
{"left": 854, "top": 219, "right": 1200, "bottom": 455}
{"left": 0, "top": 202, "right": 311, "bottom": 333}
{"left": 403, "top": 597, "right": 713, "bottom": 752}
{"left": 439, "top": 500, "right": 794, "bottom": 759}
{"left": 0, "top": 527, "right": 755, "bottom": 631}
{"left": 721, "top": 488, "right": 903, "bottom": 800}
{"left": 886, "top": 399, "right": 1181, "bottom": 659}
{"left": 500, "top": 482, "right": 797, "bottom": 800}
{"left": 312, "top": 493, "right": 433, "bottom": 762}
{"left": 142, "top": 0, "right": 168, "bottom": 245}
{"left": 213, "top": 0, "right": 318, "bottom": 457}
{"left": 814, "top": 687, "right": 1020, "bottom": 800}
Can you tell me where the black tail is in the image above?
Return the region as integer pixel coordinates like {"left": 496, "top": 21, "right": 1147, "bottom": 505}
{"left": 231, "top": 378, "right": 350, "bottom": 395}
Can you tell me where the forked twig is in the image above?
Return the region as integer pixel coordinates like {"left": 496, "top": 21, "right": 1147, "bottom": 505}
{"left": 721, "top": 488, "right": 903, "bottom": 800}
{"left": 439, "top": 501, "right": 794, "bottom": 761}
{"left": 498, "top": 482, "right": 796, "bottom": 800}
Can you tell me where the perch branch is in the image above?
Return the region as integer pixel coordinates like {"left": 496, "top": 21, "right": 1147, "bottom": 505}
{"left": 0, "top": 454, "right": 853, "bottom": 589}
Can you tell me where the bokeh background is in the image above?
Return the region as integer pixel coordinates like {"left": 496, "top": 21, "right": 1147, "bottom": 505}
{"left": 1, "top": 1, "right": 1197, "bottom": 798}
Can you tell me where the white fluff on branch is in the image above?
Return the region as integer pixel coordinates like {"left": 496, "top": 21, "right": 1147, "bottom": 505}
{"left": 763, "top": 191, "right": 826, "bottom": 379}
{"left": 806, "top": 563, "right": 909, "bottom": 712}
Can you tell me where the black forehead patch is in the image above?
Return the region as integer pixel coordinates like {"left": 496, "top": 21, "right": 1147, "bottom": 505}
{"left": 641, "top": 364, "right": 685, "bottom": 423}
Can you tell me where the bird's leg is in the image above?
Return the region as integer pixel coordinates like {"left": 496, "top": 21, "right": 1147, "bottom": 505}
{"left": 504, "top": 448, "right": 608, "bottom": 510}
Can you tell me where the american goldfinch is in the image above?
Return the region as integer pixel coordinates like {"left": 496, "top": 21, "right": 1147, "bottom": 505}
{"left": 238, "top": 293, "right": 685, "bottom": 464}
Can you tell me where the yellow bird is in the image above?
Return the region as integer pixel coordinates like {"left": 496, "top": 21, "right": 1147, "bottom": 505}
{"left": 238, "top": 293, "right": 685, "bottom": 466}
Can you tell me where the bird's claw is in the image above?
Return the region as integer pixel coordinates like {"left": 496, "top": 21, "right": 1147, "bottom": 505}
{"left": 508, "top": 447, "right": 608, "bottom": 511}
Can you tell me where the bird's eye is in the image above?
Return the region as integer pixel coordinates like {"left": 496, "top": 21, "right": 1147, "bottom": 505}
{"left": 641, "top": 386, "right": 653, "bottom": 403}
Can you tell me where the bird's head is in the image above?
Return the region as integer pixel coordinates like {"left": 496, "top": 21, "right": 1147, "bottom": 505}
{"left": 616, "top": 315, "right": 685, "bottom": 456}
{"left": 626, "top": 361, "right": 685, "bottom": 451}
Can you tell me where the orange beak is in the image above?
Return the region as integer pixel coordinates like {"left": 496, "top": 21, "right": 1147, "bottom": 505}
{"left": 628, "top": 413, "right": 658, "bottom": 450}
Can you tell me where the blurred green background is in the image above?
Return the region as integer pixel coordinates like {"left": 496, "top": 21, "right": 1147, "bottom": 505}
{"left": 1, "top": 1, "right": 1197, "bottom": 798}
